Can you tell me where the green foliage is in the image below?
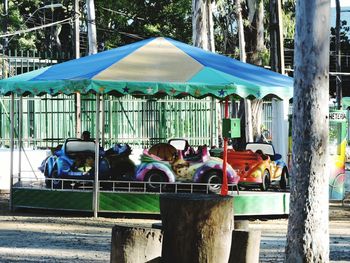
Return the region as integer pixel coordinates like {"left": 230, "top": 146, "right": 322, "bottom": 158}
{"left": 330, "top": 21, "right": 350, "bottom": 52}
{"left": 0, "top": 0, "right": 193, "bottom": 53}
{"left": 94, "top": 0, "right": 192, "bottom": 49}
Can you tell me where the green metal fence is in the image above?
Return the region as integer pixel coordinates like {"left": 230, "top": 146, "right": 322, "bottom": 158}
{"left": 0, "top": 94, "right": 219, "bottom": 149}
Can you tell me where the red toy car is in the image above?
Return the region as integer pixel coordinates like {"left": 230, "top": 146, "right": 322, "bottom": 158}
{"left": 226, "top": 143, "right": 289, "bottom": 191}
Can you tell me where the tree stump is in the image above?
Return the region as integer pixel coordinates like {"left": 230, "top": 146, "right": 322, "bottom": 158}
{"left": 229, "top": 230, "right": 261, "bottom": 263}
{"left": 110, "top": 225, "right": 162, "bottom": 263}
{"left": 234, "top": 220, "right": 249, "bottom": 230}
{"left": 160, "top": 193, "right": 234, "bottom": 263}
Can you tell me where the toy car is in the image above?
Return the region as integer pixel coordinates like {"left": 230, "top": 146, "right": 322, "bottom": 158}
{"left": 40, "top": 139, "right": 135, "bottom": 189}
{"left": 135, "top": 139, "right": 239, "bottom": 193}
{"left": 226, "top": 142, "right": 289, "bottom": 191}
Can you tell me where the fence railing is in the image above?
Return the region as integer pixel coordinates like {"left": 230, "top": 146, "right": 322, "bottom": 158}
{"left": 0, "top": 95, "right": 219, "bottom": 149}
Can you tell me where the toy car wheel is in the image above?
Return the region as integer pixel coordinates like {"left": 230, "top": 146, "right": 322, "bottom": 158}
{"left": 279, "top": 168, "right": 289, "bottom": 190}
{"left": 111, "top": 160, "right": 135, "bottom": 181}
{"left": 260, "top": 170, "right": 270, "bottom": 191}
{"left": 204, "top": 170, "right": 223, "bottom": 193}
{"left": 144, "top": 170, "right": 168, "bottom": 191}
{"left": 51, "top": 168, "right": 63, "bottom": 189}
{"left": 44, "top": 166, "right": 52, "bottom": 188}
{"left": 51, "top": 168, "right": 71, "bottom": 189}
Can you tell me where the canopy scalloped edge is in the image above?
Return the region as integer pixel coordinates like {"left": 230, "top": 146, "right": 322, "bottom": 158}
{"left": 0, "top": 79, "right": 292, "bottom": 100}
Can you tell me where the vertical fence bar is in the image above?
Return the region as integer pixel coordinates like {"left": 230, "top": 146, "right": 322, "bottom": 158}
{"left": 18, "top": 96, "right": 23, "bottom": 182}
{"left": 93, "top": 94, "right": 100, "bottom": 218}
{"left": 101, "top": 95, "right": 105, "bottom": 147}
{"left": 9, "top": 93, "right": 15, "bottom": 210}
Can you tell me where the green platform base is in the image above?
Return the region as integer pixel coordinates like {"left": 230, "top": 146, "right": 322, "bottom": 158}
{"left": 12, "top": 188, "right": 289, "bottom": 217}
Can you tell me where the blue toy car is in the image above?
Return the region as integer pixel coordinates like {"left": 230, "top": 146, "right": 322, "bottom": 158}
{"left": 41, "top": 139, "right": 135, "bottom": 189}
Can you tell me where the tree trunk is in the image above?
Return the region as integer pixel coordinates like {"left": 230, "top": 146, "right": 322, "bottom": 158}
{"left": 235, "top": 0, "right": 246, "bottom": 62}
{"left": 335, "top": 0, "right": 342, "bottom": 109}
{"left": 110, "top": 225, "right": 162, "bottom": 263}
{"left": 160, "top": 193, "right": 233, "bottom": 263}
{"left": 285, "top": 1, "right": 330, "bottom": 262}
{"left": 245, "top": 1, "right": 264, "bottom": 144}
{"left": 192, "top": 0, "right": 217, "bottom": 145}
{"left": 229, "top": 230, "right": 261, "bottom": 263}
{"left": 237, "top": 0, "right": 264, "bottom": 145}
{"left": 251, "top": 99, "right": 263, "bottom": 141}
{"left": 269, "top": 0, "right": 285, "bottom": 74}
{"left": 192, "top": 0, "right": 215, "bottom": 51}
{"left": 86, "top": 0, "right": 97, "bottom": 55}
{"left": 246, "top": 0, "right": 265, "bottom": 65}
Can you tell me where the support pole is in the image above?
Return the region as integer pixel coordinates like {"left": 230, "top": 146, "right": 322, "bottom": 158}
{"left": 93, "top": 93, "right": 100, "bottom": 218}
{"left": 210, "top": 97, "right": 215, "bottom": 147}
{"left": 221, "top": 97, "right": 229, "bottom": 196}
{"left": 9, "top": 93, "right": 14, "bottom": 211}
{"left": 74, "top": 0, "right": 81, "bottom": 138}
{"left": 76, "top": 93, "right": 81, "bottom": 138}
{"left": 244, "top": 99, "right": 253, "bottom": 142}
{"left": 101, "top": 95, "right": 105, "bottom": 147}
{"left": 18, "top": 96, "right": 23, "bottom": 182}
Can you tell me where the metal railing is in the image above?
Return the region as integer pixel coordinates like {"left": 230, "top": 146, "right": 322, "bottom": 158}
{"left": 12, "top": 176, "right": 239, "bottom": 195}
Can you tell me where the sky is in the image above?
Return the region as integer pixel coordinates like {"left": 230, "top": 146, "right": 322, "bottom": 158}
{"left": 330, "top": 0, "right": 350, "bottom": 32}
{"left": 331, "top": 0, "right": 350, "bottom": 8}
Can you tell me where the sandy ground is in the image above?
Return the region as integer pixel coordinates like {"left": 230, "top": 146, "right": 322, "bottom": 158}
{"left": 0, "top": 194, "right": 349, "bottom": 263}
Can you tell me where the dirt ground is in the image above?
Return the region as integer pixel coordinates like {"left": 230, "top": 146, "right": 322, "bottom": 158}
{"left": 0, "top": 193, "right": 349, "bottom": 263}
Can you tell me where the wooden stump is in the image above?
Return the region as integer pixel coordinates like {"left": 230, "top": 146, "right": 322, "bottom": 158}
{"left": 229, "top": 230, "right": 261, "bottom": 263}
{"left": 110, "top": 225, "right": 162, "bottom": 263}
{"left": 234, "top": 220, "right": 249, "bottom": 230}
{"left": 160, "top": 193, "right": 234, "bottom": 263}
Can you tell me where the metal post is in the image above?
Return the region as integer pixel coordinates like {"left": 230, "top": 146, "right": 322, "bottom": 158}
{"left": 76, "top": 93, "right": 81, "bottom": 138}
{"left": 75, "top": 0, "right": 82, "bottom": 137}
{"left": 101, "top": 95, "right": 105, "bottom": 147}
{"left": 244, "top": 99, "right": 253, "bottom": 142}
{"left": 93, "top": 93, "right": 100, "bottom": 218}
{"left": 221, "top": 97, "right": 229, "bottom": 196}
{"left": 209, "top": 97, "right": 215, "bottom": 147}
{"left": 9, "top": 93, "right": 14, "bottom": 211}
{"left": 18, "top": 96, "right": 23, "bottom": 182}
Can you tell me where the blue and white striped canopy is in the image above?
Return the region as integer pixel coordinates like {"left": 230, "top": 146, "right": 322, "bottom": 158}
{"left": 0, "top": 37, "right": 293, "bottom": 99}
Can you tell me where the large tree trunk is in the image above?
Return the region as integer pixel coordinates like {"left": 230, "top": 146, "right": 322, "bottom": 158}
{"left": 236, "top": 0, "right": 246, "bottom": 62}
{"left": 236, "top": 0, "right": 265, "bottom": 144}
{"left": 335, "top": 0, "right": 342, "bottom": 109}
{"left": 192, "top": 0, "right": 215, "bottom": 51}
{"left": 246, "top": 0, "right": 265, "bottom": 66}
{"left": 285, "top": 1, "right": 330, "bottom": 262}
{"left": 86, "top": 0, "right": 97, "bottom": 55}
{"left": 269, "top": 0, "right": 285, "bottom": 74}
{"left": 192, "top": 0, "right": 217, "bottom": 146}
{"left": 247, "top": 1, "right": 264, "bottom": 143}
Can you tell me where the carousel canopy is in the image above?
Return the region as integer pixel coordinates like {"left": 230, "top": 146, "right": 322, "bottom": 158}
{"left": 0, "top": 37, "right": 293, "bottom": 99}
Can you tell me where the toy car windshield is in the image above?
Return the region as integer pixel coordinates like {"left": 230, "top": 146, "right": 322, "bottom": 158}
{"left": 65, "top": 140, "right": 96, "bottom": 155}
{"left": 245, "top": 143, "right": 275, "bottom": 156}
{"left": 169, "top": 139, "right": 187, "bottom": 151}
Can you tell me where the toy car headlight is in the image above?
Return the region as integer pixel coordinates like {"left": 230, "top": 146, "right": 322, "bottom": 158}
{"left": 61, "top": 162, "right": 71, "bottom": 172}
